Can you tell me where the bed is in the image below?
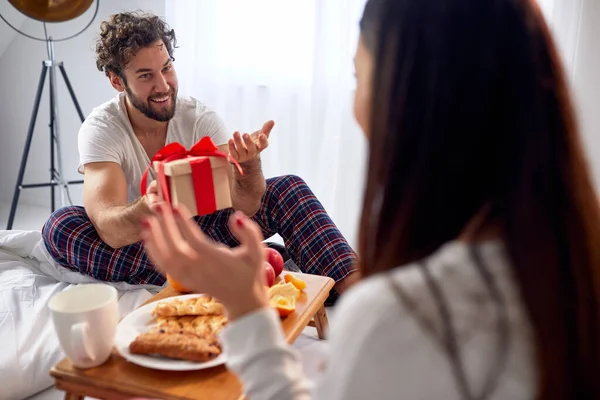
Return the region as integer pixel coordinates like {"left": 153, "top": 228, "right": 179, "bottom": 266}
{"left": 0, "top": 229, "right": 161, "bottom": 400}
{"left": 0, "top": 230, "right": 330, "bottom": 400}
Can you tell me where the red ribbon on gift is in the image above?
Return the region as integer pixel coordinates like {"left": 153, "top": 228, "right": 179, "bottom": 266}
{"left": 141, "top": 137, "right": 243, "bottom": 215}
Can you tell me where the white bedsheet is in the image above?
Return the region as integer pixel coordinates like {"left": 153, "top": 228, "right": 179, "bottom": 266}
{"left": 0, "top": 230, "right": 331, "bottom": 400}
{"left": 0, "top": 229, "right": 163, "bottom": 400}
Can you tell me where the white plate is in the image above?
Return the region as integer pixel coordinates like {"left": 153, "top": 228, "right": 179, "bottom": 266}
{"left": 115, "top": 294, "right": 228, "bottom": 371}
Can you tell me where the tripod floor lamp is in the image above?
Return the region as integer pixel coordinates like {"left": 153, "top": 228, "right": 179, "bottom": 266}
{"left": 0, "top": 0, "right": 99, "bottom": 229}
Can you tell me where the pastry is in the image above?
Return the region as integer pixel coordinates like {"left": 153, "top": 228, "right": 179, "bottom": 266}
{"left": 129, "top": 331, "right": 222, "bottom": 362}
{"left": 129, "top": 296, "right": 228, "bottom": 362}
{"left": 152, "top": 294, "right": 225, "bottom": 317}
{"left": 155, "top": 315, "right": 228, "bottom": 337}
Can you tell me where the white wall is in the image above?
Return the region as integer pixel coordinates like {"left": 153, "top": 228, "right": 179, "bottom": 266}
{"left": 0, "top": 0, "right": 165, "bottom": 216}
{"left": 568, "top": 1, "right": 600, "bottom": 192}
{"left": 1, "top": 0, "right": 599, "bottom": 220}
{"left": 544, "top": 0, "right": 600, "bottom": 191}
{"left": 0, "top": 2, "right": 26, "bottom": 58}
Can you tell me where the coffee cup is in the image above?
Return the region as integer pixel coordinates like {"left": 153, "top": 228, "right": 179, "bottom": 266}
{"left": 49, "top": 283, "right": 119, "bottom": 369}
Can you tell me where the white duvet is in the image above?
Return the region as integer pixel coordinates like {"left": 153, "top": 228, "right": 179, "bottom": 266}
{"left": 0, "top": 229, "right": 163, "bottom": 400}
{"left": 0, "top": 230, "right": 330, "bottom": 400}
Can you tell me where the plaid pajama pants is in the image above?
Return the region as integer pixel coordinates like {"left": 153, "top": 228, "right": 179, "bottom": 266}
{"left": 42, "top": 174, "right": 357, "bottom": 298}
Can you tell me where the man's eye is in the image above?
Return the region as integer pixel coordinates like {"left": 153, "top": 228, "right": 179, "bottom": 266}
{"left": 163, "top": 66, "right": 172, "bottom": 72}
{"left": 140, "top": 74, "right": 151, "bottom": 79}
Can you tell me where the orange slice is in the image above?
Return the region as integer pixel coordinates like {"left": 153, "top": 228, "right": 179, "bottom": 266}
{"left": 267, "top": 282, "right": 300, "bottom": 300}
{"left": 284, "top": 274, "right": 307, "bottom": 291}
{"left": 270, "top": 295, "right": 296, "bottom": 318}
{"left": 167, "top": 274, "right": 192, "bottom": 293}
{"left": 267, "top": 282, "right": 300, "bottom": 318}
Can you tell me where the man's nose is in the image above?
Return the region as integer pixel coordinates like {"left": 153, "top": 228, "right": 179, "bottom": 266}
{"left": 155, "top": 74, "right": 170, "bottom": 93}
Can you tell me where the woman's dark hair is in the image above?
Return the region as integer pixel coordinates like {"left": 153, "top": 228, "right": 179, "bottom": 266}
{"left": 358, "top": 0, "right": 600, "bottom": 398}
{"left": 95, "top": 11, "right": 177, "bottom": 78}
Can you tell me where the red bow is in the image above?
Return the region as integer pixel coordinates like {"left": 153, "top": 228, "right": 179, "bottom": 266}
{"left": 140, "top": 136, "right": 243, "bottom": 204}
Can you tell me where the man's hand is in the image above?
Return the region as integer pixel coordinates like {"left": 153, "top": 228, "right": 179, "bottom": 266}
{"left": 83, "top": 161, "right": 152, "bottom": 249}
{"left": 228, "top": 120, "right": 275, "bottom": 164}
{"left": 145, "top": 180, "right": 162, "bottom": 208}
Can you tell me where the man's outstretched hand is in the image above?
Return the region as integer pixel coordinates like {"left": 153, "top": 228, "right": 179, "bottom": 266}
{"left": 228, "top": 120, "right": 275, "bottom": 164}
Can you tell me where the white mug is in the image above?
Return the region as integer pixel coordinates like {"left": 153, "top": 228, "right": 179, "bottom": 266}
{"left": 49, "top": 283, "right": 119, "bottom": 369}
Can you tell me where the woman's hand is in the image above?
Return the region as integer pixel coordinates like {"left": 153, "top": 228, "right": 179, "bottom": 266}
{"left": 141, "top": 204, "right": 269, "bottom": 320}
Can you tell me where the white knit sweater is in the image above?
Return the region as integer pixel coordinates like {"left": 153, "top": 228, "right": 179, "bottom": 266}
{"left": 221, "top": 240, "right": 537, "bottom": 400}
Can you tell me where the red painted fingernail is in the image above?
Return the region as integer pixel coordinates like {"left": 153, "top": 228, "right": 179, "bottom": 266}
{"left": 236, "top": 215, "right": 245, "bottom": 227}
{"left": 140, "top": 218, "right": 150, "bottom": 228}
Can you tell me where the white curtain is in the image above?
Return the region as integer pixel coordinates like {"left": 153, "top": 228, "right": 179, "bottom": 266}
{"left": 542, "top": 0, "right": 600, "bottom": 193}
{"left": 164, "top": 0, "right": 592, "bottom": 249}
{"left": 165, "top": 0, "right": 368, "bottom": 248}
{"left": 536, "top": 0, "right": 584, "bottom": 84}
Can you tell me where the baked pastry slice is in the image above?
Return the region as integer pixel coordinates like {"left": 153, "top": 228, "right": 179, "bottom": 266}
{"left": 129, "top": 299, "right": 229, "bottom": 362}
{"left": 155, "top": 315, "right": 228, "bottom": 336}
{"left": 152, "top": 295, "right": 225, "bottom": 317}
{"left": 130, "top": 296, "right": 229, "bottom": 362}
{"left": 129, "top": 331, "right": 222, "bottom": 362}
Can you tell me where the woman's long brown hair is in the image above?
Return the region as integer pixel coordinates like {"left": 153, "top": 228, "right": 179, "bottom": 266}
{"left": 358, "top": 0, "right": 600, "bottom": 398}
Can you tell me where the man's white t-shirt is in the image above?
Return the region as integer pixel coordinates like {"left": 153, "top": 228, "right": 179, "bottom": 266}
{"left": 78, "top": 92, "right": 230, "bottom": 202}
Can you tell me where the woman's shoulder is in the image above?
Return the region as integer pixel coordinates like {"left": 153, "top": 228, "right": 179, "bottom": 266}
{"left": 337, "top": 240, "right": 510, "bottom": 314}
{"left": 328, "top": 240, "right": 537, "bottom": 399}
{"left": 336, "top": 240, "right": 531, "bottom": 338}
{"left": 344, "top": 240, "right": 518, "bottom": 303}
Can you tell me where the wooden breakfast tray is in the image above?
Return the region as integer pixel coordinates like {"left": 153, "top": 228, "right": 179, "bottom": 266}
{"left": 50, "top": 272, "right": 334, "bottom": 400}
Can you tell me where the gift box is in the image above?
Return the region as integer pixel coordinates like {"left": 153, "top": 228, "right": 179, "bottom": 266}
{"left": 155, "top": 155, "right": 232, "bottom": 216}
{"left": 141, "top": 137, "right": 243, "bottom": 216}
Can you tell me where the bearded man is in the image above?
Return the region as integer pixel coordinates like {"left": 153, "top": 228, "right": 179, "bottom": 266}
{"left": 41, "top": 12, "right": 358, "bottom": 302}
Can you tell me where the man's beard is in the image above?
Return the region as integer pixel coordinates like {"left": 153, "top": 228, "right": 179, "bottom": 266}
{"left": 125, "top": 85, "right": 177, "bottom": 122}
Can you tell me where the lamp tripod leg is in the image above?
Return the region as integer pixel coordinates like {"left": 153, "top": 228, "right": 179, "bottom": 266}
{"left": 49, "top": 58, "right": 57, "bottom": 211}
{"left": 59, "top": 64, "right": 85, "bottom": 123}
{"left": 6, "top": 64, "right": 48, "bottom": 230}
{"left": 51, "top": 63, "right": 85, "bottom": 209}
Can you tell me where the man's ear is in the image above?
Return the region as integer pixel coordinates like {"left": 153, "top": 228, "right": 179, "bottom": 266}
{"left": 108, "top": 72, "right": 126, "bottom": 92}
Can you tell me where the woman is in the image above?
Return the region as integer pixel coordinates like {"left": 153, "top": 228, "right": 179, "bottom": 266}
{"left": 141, "top": 0, "right": 600, "bottom": 398}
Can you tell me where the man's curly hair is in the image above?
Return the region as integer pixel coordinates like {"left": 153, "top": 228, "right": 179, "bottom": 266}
{"left": 95, "top": 12, "right": 177, "bottom": 78}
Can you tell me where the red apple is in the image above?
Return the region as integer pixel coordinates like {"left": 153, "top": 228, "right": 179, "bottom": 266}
{"left": 264, "top": 262, "right": 276, "bottom": 287}
{"left": 265, "top": 247, "right": 285, "bottom": 277}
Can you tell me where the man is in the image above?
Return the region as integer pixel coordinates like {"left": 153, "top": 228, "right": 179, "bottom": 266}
{"left": 42, "top": 11, "right": 358, "bottom": 300}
